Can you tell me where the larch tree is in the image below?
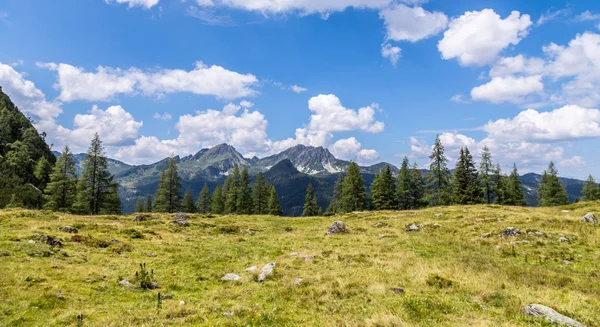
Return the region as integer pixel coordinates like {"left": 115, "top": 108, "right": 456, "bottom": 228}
{"left": 340, "top": 162, "right": 366, "bottom": 212}
{"left": 44, "top": 146, "right": 78, "bottom": 211}
{"left": 224, "top": 165, "right": 240, "bottom": 214}
{"left": 426, "top": 135, "right": 452, "bottom": 206}
{"left": 479, "top": 146, "right": 494, "bottom": 204}
{"left": 154, "top": 157, "right": 182, "bottom": 213}
{"left": 410, "top": 162, "right": 426, "bottom": 209}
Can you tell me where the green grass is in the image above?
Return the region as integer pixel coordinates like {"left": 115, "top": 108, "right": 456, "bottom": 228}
{"left": 0, "top": 203, "right": 599, "bottom": 326}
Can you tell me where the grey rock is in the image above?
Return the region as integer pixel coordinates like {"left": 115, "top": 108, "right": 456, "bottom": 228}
{"left": 245, "top": 266, "right": 258, "bottom": 272}
{"left": 378, "top": 234, "right": 387, "bottom": 239}
{"left": 221, "top": 273, "right": 242, "bottom": 281}
{"left": 405, "top": 224, "right": 420, "bottom": 232}
{"left": 558, "top": 237, "right": 570, "bottom": 243}
{"left": 146, "top": 282, "right": 159, "bottom": 289}
{"left": 31, "top": 234, "right": 63, "bottom": 248}
{"left": 133, "top": 215, "right": 147, "bottom": 222}
{"left": 391, "top": 288, "right": 405, "bottom": 294}
{"left": 290, "top": 252, "right": 300, "bottom": 256}
{"left": 480, "top": 233, "right": 491, "bottom": 238}
{"left": 293, "top": 278, "right": 303, "bottom": 285}
{"left": 258, "top": 262, "right": 276, "bottom": 282}
{"left": 435, "top": 213, "right": 444, "bottom": 217}
{"left": 523, "top": 304, "right": 582, "bottom": 327}
{"left": 535, "top": 231, "right": 545, "bottom": 236}
{"left": 223, "top": 312, "right": 233, "bottom": 317}
{"left": 119, "top": 279, "right": 131, "bottom": 286}
{"left": 303, "top": 255, "right": 315, "bottom": 262}
{"left": 580, "top": 212, "right": 598, "bottom": 224}
{"left": 173, "top": 212, "right": 189, "bottom": 220}
{"left": 499, "top": 227, "right": 521, "bottom": 238}
{"left": 372, "top": 222, "right": 385, "bottom": 228}
{"left": 561, "top": 210, "right": 570, "bottom": 213}
{"left": 58, "top": 226, "right": 78, "bottom": 233}
{"left": 326, "top": 221, "right": 348, "bottom": 235}
{"left": 172, "top": 220, "right": 190, "bottom": 227}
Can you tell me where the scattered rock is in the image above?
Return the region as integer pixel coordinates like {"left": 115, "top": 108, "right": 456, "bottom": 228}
{"left": 179, "top": 300, "right": 185, "bottom": 306}
{"left": 405, "top": 224, "right": 420, "bottom": 232}
{"left": 580, "top": 212, "right": 598, "bottom": 224}
{"left": 558, "top": 237, "right": 570, "bottom": 243}
{"left": 221, "top": 273, "right": 242, "bottom": 281}
{"left": 293, "top": 278, "right": 303, "bottom": 285}
{"left": 326, "top": 221, "right": 349, "bottom": 235}
{"left": 110, "top": 239, "right": 119, "bottom": 244}
{"left": 499, "top": 227, "right": 521, "bottom": 238}
{"left": 372, "top": 222, "right": 385, "bottom": 228}
{"left": 31, "top": 234, "right": 63, "bottom": 248}
{"left": 148, "top": 253, "right": 157, "bottom": 257}
{"left": 146, "top": 282, "right": 159, "bottom": 289}
{"left": 527, "top": 231, "right": 544, "bottom": 236}
{"left": 118, "top": 280, "right": 131, "bottom": 286}
{"left": 173, "top": 212, "right": 189, "bottom": 220}
{"left": 245, "top": 266, "right": 258, "bottom": 272}
{"left": 378, "top": 234, "right": 387, "bottom": 239}
{"left": 172, "top": 220, "right": 190, "bottom": 227}
{"left": 303, "top": 255, "right": 315, "bottom": 262}
{"left": 562, "top": 260, "right": 572, "bottom": 265}
{"left": 391, "top": 288, "right": 405, "bottom": 294}
{"left": 290, "top": 252, "right": 300, "bottom": 256}
{"left": 480, "top": 233, "right": 492, "bottom": 238}
{"left": 28, "top": 240, "right": 37, "bottom": 244}
{"left": 58, "top": 226, "right": 78, "bottom": 233}
{"left": 223, "top": 312, "right": 233, "bottom": 317}
{"left": 432, "top": 223, "right": 442, "bottom": 228}
{"left": 523, "top": 304, "right": 583, "bottom": 327}
{"left": 561, "top": 210, "right": 570, "bottom": 213}
{"left": 161, "top": 295, "right": 173, "bottom": 300}
{"left": 132, "top": 216, "right": 147, "bottom": 222}
{"left": 435, "top": 213, "right": 444, "bottom": 217}
{"left": 258, "top": 262, "right": 276, "bottom": 282}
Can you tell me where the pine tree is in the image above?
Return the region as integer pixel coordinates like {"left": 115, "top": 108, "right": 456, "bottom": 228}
{"left": 154, "top": 157, "right": 182, "bottom": 213}
{"left": 410, "top": 162, "right": 426, "bottom": 209}
{"left": 397, "top": 158, "right": 412, "bottom": 210}
{"left": 197, "top": 183, "right": 212, "bottom": 213}
{"left": 426, "top": 135, "right": 452, "bottom": 206}
{"left": 135, "top": 198, "right": 144, "bottom": 212}
{"left": 538, "top": 162, "right": 569, "bottom": 207}
{"left": 182, "top": 188, "right": 196, "bottom": 213}
{"left": 74, "top": 133, "right": 115, "bottom": 215}
{"left": 145, "top": 194, "right": 153, "bottom": 212}
{"left": 491, "top": 164, "right": 507, "bottom": 205}
{"left": 236, "top": 166, "right": 252, "bottom": 214}
{"left": 340, "top": 162, "right": 366, "bottom": 212}
{"left": 581, "top": 175, "right": 599, "bottom": 201}
{"left": 505, "top": 164, "right": 526, "bottom": 206}
{"left": 252, "top": 173, "right": 270, "bottom": 214}
{"left": 34, "top": 156, "right": 52, "bottom": 190}
{"left": 225, "top": 165, "right": 240, "bottom": 214}
{"left": 44, "top": 146, "right": 77, "bottom": 211}
{"left": 479, "top": 146, "right": 494, "bottom": 204}
{"left": 211, "top": 185, "right": 225, "bottom": 214}
{"left": 326, "top": 173, "right": 344, "bottom": 214}
{"left": 267, "top": 185, "right": 282, "bottom": 216}
{"left": 453, "top": 147, "right": 483, "bottom": 205}
{"left": 302, "top": 183, "right": 320, "bottom": 216}
{"left": 101, "top": 182, "right": 122, "bottom": 214}
{"left": 371, "top": 165, "right": 397, "bottom": 210}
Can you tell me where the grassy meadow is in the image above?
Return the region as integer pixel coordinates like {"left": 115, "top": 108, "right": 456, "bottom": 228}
{"left": 0, "top": 203, "right": 599, "bottom": 326}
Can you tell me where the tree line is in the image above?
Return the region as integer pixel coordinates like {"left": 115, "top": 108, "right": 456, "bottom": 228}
{"left": 134, "top": 159, "right": 283, "bottom": 215}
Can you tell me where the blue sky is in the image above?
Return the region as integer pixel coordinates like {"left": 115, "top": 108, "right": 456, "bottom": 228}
{"left": 1, "top": 0, "right": 600, "bottom": 179}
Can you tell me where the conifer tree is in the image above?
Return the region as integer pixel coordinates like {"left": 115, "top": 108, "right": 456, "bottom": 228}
{"left": 267, "top": 185, "right": 282, "bottom": 216}
{"left": 252, "top": 173, "right": 269, "bottom": 214}
{"left": 505, "top": 164, "right": 526, "bottom": 206}
{"left": 145, "top": 194, "right": 153, "bottom": 212}
{"left": 371, "top": 165, "right": 397, "bottom": 210}
{"left": 44, "top": 146, "right": 77, "bottom": 211}
{"left": 410, "top": 162, "right": 426, "bottom": 209}
{"left": 491, "top": 164, "right": 507, "bottom": 205}
{"left": 479, "top": 146, "right": 494, "bottom": 204}
{"left": 225, "top": 165, "right": 240, "bottom": 214}
{"left": 74, "top": 134, "right": 115, "bottom": 215}
{"left": 326, "top": 173, "right": 344, "bottom": 214}
{"left": 453, "top": 147, "right": 483, "bottom": 205}
{"left": 581, "top": 175, "right": 599, "bottom": 201}
{"left": 341, "top": 162, "right": 366, "bottom": 212}
{"left": 397, "top": 158, "right": 412, "bottom": 210}
{"left": 236, "top": 166, "right": 252, "bottom": 214}
{"left": 302, "top": 183, "right": 321, "bottom": 216}
{"left": 426, "top": 135, "right": 452, "bottom": 206}
{"left": 211, "top": 185, "right": 225, "bottom": 214}
{"left": 197, "top": 183, "right": 212, "bottom": 213}
{"left": 102, "top": 182, "right": 122, "bottom": 214}
{"left": 34, "top": 156, "right": 52, "bottom": 190}
{"left": 538, "top": 162, "right": 569, "bottom": 206}
{"left": 154, "top": 157, "right": 182, "bottom": 213}
{"left": 182, "top": 188, "right": 196, "bottom": 213}
{"left": 135, "top": 198, "right": 144, "bottom": 212}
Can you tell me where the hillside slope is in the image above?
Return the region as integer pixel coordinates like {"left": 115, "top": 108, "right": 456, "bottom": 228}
{"left": 1, "top": 203, "right": 599, "bottom": 326}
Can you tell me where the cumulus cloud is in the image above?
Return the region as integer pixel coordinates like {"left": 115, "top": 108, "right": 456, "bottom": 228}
{"left": 575, "top": 11, "right": 600, "bottom": 21}
{"left": 106, "top": 0, "right": 160, "bottom": 9}
{"left": 38, "top": 61, "right": 259, "bottom": 102}
{"left": 153, "top": 112, "right": 172, "bottom": 120}
{"left": 290, "top": 85, "right": 308, "bottom": 93}
{"left": 308, "top": 94, "right": 384, "bottom": 134}
{"left": 471, "top": 75, "right": 544, "bottom": 104}
{"left": 195, "top": 0, "right": 392, "bottom": 15}
{"left": 329, "top": 137, "right": 379, "bottom": 164}
{"left": 381, "top": 43, "right": 401, "bottom": 67}
{"left": 438, "top": 9, "right": 532, "bottom": 66}
{"left": 380, "top": 4, "right": 447, "bottom": 42}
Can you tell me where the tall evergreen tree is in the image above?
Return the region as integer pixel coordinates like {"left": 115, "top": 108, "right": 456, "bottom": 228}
{"left": 453, "top": 147, "right": 483, "bottom": 205}
{"left": 74, "top": 133, "right": 115, "bottom": 215}
{"left": 426, "top": 135, "right": 452, "bottom": 206}
{"left": 211, "top": 185, "right": 225, "bottom": 214}
{"left": 44, "top": 146, "right": 77, "bottom": 211}
{"left": 581, "top": 175, "right": 599, "bottom": 201}
{"left": 505, "top": 164, "right": 526, "bottom": 206}
{"left": 154, "top": 157, "right": 182, "bottom": 213}
{"left": 491, "top": 164, "right": 507, "bottom": 205}
{"left": 479, "top": 146, "right": 494, "bottom": 204}
{"left": 181, "top": 188, "right": 196, "bottom": 213}
{"left": 397, "top": 158, "right": 412, "bottom": 210}
{"left": 371, "top": 165, "right": 397, "bottom": 210}
{"left": 34, "top": 157, "right": 52, "bottom": 190}
{"left": 340, "top": 162, "right": 366, "bottom": 212}
{"left": 302, "top": 183, "right": 321, "bottom": 216}
{"left": 197, "top": 183, "right": 212, "bottom": 213}
{"left": 225, "top": 165, "right": 240, "bottom": 214}
{"left": 410, "top": 162, "right": 426, "bottom": 209}
{"left": 101, "top": 182, "right": 122, "bottom": 214}
{"left": 538, "top": 161, "right": 569, "bottom": 207}
{"left": 267, "top": 185, "right": 282, "bottom": 216}
{"left": 236, "top": 166, "right": 252, "bottom": 214}
{"left": 135, "top": 198, "right": 144, "bottom": 213}
{"left": 145, "top": 194, "right": 153, "bottom": 212}
{"left": 326, "top": 173, "right": 344, "bottom": 214}
{"left": 252, "top": 173, "right": 270, "bottom": 214}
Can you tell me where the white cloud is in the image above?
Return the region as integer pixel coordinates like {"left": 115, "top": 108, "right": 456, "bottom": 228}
{"left": 381, "top": 43, "right": 401, "bottom": 67}
{"left": 38, "top": 61, "right": 259, "bottom": 102}
{"left": 450, "top": 94, "right": 470, "bottom": 104}
{"left": 290, "top": 85, "right": 308, "bottom": 93}
{"left": 358, "top": 149, "right": 379, "bottom": 163}
{"left": 153, "top": 112, "right": 172, "bottom": 120}
{"left": 380, "top": 4, "right": 447, "bottom": 42}
{"left": 536, "top": 8, "right": 569, "bottom": 25}
{"left": 307, "top": 94, "right": 384, "bottom": 134}
{"left": 489, "top": 55, "right": 546, "bottom": 77}
{"left": 471, "top": 75, "right": 543, "bottom": 103}
{"left": 196, "top": 0, "right": 392, "bottom": 15}
{"left": 329, "top": 137, "right": 379, "bottom": 164}
{"left": 106, "top": 0, "right": 160, "bottom": 9}
{"left": 240, "top": 100, "right": 254, "bottom": 108}
{"left": 575, "top": 11, "right": 600, "bottom": 21}
{"left": 438, "top": 9, "right": 532, "bottom": 66}
{"left": 560, "top": 156, "right": 585, "bottom": 168}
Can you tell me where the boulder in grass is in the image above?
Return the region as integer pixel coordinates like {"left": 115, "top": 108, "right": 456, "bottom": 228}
{"left": 558, "top": 237, "right": 570, "bottom": 243}
{"left": 172, "top": 220, "right": 190, "bottom": 227}
{"left": 58, "top": 226, "right": 78, "bottom": 233}
{"left": 405, "top": 224, "right": 420, "bottom": 232}
{"left": 523, "top": 304, "right": 582, "bottom": 327}
{"left": 173, "top": 212, "right": 189, "bottom": 220}
{"left": 133, "top": 216, "right": 147, "bottom": 222}
{"left": 326, "top": 221, "right": 348, "bottom": 235}
{"left": 499, "top": 227, "right": 521, "bottom": 238}
{"left": 221, "top": 273, "right": 241, "bottom": 281}
{"left": 258, "top": 263, "right": 275, "bottom": 282}
{"left": 580, "top": 212, "right": 598, "bottom": 224}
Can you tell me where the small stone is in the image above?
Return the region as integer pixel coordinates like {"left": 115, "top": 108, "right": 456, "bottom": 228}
{"left": 499, "top": 227, "right": 521, "bottom": 238}
{"left": 28, "top": 240, "right": 36, "bottom": 244}
{"left": 119, "top": 280, "right": 131, "bottom": 286}
{"left": 58, "top": 226, "right": 78, "bottom": 233}
{"left": 580, "top": 212, "right": 598, "bottom": 224}
{"left": 172, "top": 220, "right": 190, "bottom": 227}
{"left": 558, "top": 237, "right": 570, "bottom": 243}
{"left": 433, "top": 223, "right": 442, "bottom": 228}
{"left": 372, "top": 222, "right": 384, "bottom": 228}
{"left": 110, "top": 239, "right": 119, "bottom": 244}
{"left": 523, "top": 304, "right": 582, "bottom": 327}
{"left": 146, "top": 282, "right": 159, "bottom": 289}
{"left": 221, "top": 273, "right": 242, "bottom": 281}
{"left": 378, "top": 234, "right": 387, "bottom": 239}
{"left": 258, "top": 262, "right": 276, "bottom": 282}
{"left": 245, "top": 266, "right": 258, "bottom": 272}
{"left": 535, "top": 231, "right": 544, "bottom": 236}
{"left": 562, "top": 260, "right": 571, "bottom": 265}
{"left": 76, "top": 313, "right": 84, "bottom": 321}
{"left": 391, "top": 288, "right": 405, "bottom": 294}
{"left": 132, "top": 215, "right": 147, "bottom": 222}
{"left": 179, "top": 300, "right": 185, "bottom": 306}
{"left": 405, "top": 224, "right": 420, "bottom": 232}
{"left": 173, "top": 212, "right": 189, "bottom": 220}
{"left": 435, "top": 213, "right": 444, "bottom": 217}
{"left": 326, "top": 221, "right": 349, "bottom": 235}
{"left": 223, "top": 312, "right": 233, "bottom": 317}
{"left": 290, "top": 252, "right": 300, "bottom": 256}
{"left": 561, "top": 210, "right": 570, "bottom": 213}
{"left": 303, "top": 255, "right": 315, "bottom": 262}
{"left": 148, "top": 253, "right": 157, "bottom": 257}
{"left": 480, "top": 233, "right": 491, "bottom": 238}
{"left": 293, "top": 278, "right": 303, "bottom": 285}
{"left": 161, "top": 295, "right": 173, "bottom": 300}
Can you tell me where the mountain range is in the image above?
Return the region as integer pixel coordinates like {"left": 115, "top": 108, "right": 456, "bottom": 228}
{"left": 56, "top": 144, "right": 585, "bottom": 216}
